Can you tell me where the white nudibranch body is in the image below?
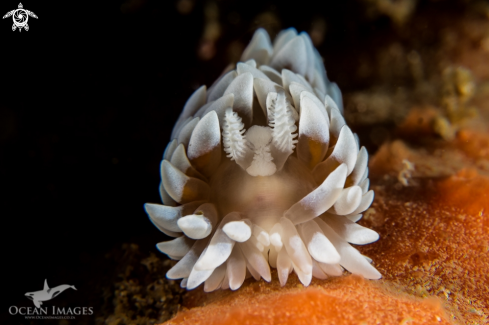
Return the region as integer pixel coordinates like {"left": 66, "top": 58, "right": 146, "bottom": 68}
{"left": 144, "top": 28, "right": 381, "bottom": 292}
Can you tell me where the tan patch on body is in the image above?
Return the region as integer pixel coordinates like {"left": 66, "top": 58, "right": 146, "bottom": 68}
{"left": 180, "top": 178, "right": 210, "bottom": 204}
{"left": 305, "top": 138, "right": 325, "bottom": 169}
{"left": 189, "top": 146, "right": 221, "bottom": 178}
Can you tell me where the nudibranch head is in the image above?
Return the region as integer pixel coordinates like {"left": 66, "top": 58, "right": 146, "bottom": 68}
{"left": 145, "top": 28, "right": 381, "bottom": 292}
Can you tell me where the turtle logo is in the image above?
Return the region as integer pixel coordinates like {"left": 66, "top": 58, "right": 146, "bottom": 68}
{"left": 3, "top": 3, "right": 37, "bottom": 32}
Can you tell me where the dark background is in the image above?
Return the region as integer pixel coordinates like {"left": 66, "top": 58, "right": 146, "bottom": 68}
{"left": 0, "top": 0, "right": 470, "bottom": 323}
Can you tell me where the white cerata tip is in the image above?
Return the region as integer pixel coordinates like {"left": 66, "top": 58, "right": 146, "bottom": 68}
{"left": 145, "top": 27, "right": 381, "bottom": 292}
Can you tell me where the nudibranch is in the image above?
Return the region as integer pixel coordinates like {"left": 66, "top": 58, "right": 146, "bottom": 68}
{"left": 145, "top": 28, "right": 381, "bottom": 292}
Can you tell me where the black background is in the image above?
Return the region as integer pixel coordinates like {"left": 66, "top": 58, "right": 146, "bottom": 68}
{"left": 0, "top": 0, "right": 464, "bottom": 323}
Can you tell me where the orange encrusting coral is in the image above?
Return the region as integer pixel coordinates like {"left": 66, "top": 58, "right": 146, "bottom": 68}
{"left": 395, "top": 107, "right": 441, "bottom": 138}
{"left": 455, "top": 129, "right": 489, "bottom": 160}
{"left": 362, "top": 139, "right": 489, "bottom": 324}
{"left": 368, "top": 139, "right": 475, "bottom": 179}
{"left": 165, "top": 276, "right": 449, "bottom": 325}
{"left": 436, "top": 168, "right": 489, "bottom": 216}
